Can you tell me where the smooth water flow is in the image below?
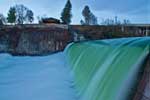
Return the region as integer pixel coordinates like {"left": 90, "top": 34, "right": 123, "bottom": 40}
{"left": 65, "top": 37, "right": 150, "bottom": 100}
{"left": 0, "top": 37, "right": 150, "bottom": 100}
{"left": 0, "top": 53, "right": 77, "bottom": 100}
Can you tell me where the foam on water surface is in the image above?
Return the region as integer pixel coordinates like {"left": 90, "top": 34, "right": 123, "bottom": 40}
{"left": 0, "top": 37, "right": 150, "bottom": 100}
{"left": 0, "top": 53, "right": 77, "bottom": 100}
{"left": 65, "top": 37, "right": 150, "bottom": 100}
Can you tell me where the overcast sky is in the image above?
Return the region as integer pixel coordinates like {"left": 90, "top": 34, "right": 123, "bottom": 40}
{"left": 0, "top": 0, "right": 150, "bottom": 24}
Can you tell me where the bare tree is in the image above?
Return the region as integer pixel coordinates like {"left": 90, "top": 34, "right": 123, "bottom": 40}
{"left": 13, "top": 4, "right": 34, "bottom": 24}
{"left": 26, "top": 10, "right": 34, "bottom": 23}
{"left": 15, "top": 4, "right": 27, "bottom": 24}
{"left": 0, "top": 14, "right": 6, "bottom": 25}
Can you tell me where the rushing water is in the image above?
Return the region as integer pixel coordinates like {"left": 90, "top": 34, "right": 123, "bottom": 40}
{"left": 0, "top": 53, "right": 77, "bottom": 100}
{"left": 65, "top": 37, "right": 150, "bottom": 100}
{"left": 0, "top": 37, "right": 150, "bottom": 100}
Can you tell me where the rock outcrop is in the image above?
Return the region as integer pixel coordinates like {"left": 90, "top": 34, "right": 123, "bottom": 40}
{"left": 0, "top": 24, "right": 71, "bottom": 55}
{"left": 0, "top": 24, "right": 148, "bottom": 55}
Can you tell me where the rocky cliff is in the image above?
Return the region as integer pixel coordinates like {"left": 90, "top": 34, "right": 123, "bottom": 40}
{"left": 0, "top": 24, "right": 148, "bottom": 55}
{"left": 0, "top": 24, "right": 71, "bottom": 55}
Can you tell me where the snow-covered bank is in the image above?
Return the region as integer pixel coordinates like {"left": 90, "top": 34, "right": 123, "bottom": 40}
{"left": 0, "top": 53, "right": 77, "bottom": 100}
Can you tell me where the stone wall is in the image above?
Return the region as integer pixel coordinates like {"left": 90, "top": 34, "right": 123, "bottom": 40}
{"left": 0, "top": 24, "right": 71, "bottom": 55}
{"left": 69, "top": 25, "right": 149, "bottom": 41}
{"left": 0, "top": 24, "right": 149, "bottom": 55}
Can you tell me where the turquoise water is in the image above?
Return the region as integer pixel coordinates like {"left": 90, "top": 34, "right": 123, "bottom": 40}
{"left": 65, "top": 37, "right": 150, "bottom": 100}
{"left": 0, "top": 53, "right": 77, "bottom": 100}
{"left": 0, "top": 37, "right": 150, "bottom": 100}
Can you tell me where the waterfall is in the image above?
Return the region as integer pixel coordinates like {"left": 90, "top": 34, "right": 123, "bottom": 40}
{"left": 0, "top": 37, "right": 149, "bottom": 100}
{"left": 65, "top": 37, "right": 150, "bottom": 100}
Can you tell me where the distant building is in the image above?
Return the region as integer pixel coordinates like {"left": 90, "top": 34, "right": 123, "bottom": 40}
{"left": 40, "top": 18, "right": 61, "bottom": 24}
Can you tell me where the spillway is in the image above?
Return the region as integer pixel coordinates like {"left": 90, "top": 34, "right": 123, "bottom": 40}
{"left": 65, "top": 37, "right": 150, "bottom": 100}
{"left": 0, "top": 37, "right": 150, "bottom": 100}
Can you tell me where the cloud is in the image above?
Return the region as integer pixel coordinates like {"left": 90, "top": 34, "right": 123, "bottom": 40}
{"left": 0, "top": 0, "right": 149, "bottom": 24}
{"left": 90, "top": 0, "right": 149, "bottom": 13}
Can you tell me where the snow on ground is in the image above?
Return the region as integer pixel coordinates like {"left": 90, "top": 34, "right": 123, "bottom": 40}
{"left": 0, "top": 53, "right": 77, "bottom": 100}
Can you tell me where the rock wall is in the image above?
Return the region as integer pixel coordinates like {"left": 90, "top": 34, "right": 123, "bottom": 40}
{"left": 0, "top": 24, "right": 149, "bottom": 55}
{"left": 0, "top": 24, "right": 71, "bottom": 55}
{"left": 69, "top": 25, "right": 148, "bottom": 41}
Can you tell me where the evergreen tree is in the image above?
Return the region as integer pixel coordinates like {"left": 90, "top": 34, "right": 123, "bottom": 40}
{"left": 82, "top": 5, "right": 98, "bottom": 25}
{"left": 80, "top": 19, "right": 85, "bottom": 25}
{"left": 90, "top": 13, "right": 98, "bottom": 25}
{"left": 7, "top": 7, "right": 16, "bottom": 24}
{"left": 60, "top": 0, "right": 72, "bottom": 24}
{"left": 10, "top": 4, "right": 34, "bottom": 24}
{"left": 82, "top": 6, "right": 91, "bottom": 25}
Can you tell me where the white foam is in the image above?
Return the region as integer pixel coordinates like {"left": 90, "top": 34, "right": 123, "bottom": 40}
{"left": 0, "top": 53, "right": 77, "bottom": 100}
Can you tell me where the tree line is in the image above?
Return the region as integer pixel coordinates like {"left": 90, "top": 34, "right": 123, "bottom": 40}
{"left": 0, "top": 4, "right": 34, "bottom": 25}
{"left": 0, "top": 0, "right": 130, "bottom": 25}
